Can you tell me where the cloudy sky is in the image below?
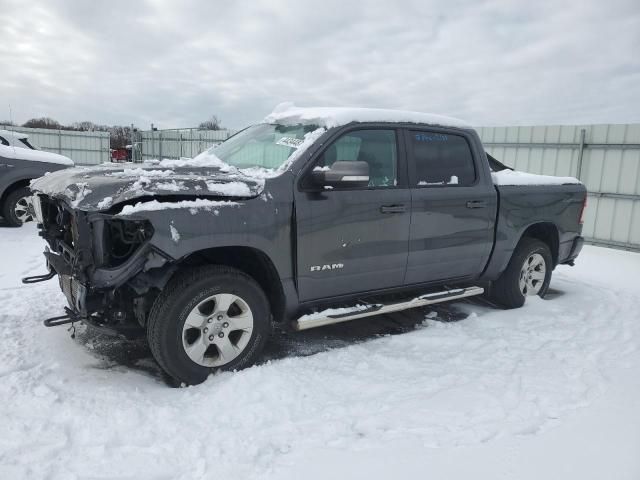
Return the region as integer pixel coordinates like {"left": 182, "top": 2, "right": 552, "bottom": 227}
{"left": 1, "top": 0, "right": 639, "bottom": 129}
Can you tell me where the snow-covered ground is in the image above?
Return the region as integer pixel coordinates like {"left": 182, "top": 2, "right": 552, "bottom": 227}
{"left": 1, "top": 223, "right": 639, "bottom": 479}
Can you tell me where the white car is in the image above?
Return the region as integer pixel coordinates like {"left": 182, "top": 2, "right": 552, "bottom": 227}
{"left": 0, "top": 129, "right": 74, "bottom": 226}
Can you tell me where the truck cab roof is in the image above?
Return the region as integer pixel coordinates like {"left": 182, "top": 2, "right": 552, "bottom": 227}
{"left": 264, "top": 103, "right": 471, "bottom": 130}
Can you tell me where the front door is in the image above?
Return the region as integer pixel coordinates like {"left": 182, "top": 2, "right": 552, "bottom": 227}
{"left": 404, "top": 128, "right": 497, "bottom": 285}
{"left": 295, "top": 128, "right": 411, "bottom": 302}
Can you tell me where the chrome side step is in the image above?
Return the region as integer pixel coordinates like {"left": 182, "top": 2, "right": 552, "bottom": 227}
{"left": 293, "top": 286, "right": 484, "bottom": 331}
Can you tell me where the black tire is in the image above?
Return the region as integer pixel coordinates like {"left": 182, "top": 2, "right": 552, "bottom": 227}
{"left": 147, "top": 265, "right": 271, "bottom": 386}
{"left": 2, "top": 187, "right": 33, "bottom": 227}
{"left": 489, "top": 238, "right": 552, "bottom": 309}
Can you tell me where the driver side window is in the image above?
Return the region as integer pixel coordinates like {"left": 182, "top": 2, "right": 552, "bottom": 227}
{"left": 317, "top": 129, "right": 397, "bottom": 188}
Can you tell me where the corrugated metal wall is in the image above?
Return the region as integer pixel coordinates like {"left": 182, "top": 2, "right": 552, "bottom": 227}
{"left": 478, "top": 124, "right": 640, "bottom": 250}
{"left": 0, "top": 125, "right": 110, "bottom": 165}
{"left": 138, "top": 128, "right": 233, "bottom": 162}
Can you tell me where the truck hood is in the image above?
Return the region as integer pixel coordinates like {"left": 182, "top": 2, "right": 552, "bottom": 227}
{"left": 30, "top": 163, "right": 265, "bottom": 211}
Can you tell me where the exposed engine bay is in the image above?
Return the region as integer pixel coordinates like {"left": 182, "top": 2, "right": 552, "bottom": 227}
{"left": 32, "top": 194, "right": 167, "bottom": 338}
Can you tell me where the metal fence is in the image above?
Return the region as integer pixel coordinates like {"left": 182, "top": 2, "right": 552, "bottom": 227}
{"left": 478, "top": 124, "right": 640, "bottom": 251}
{"left": 0, "top": 125, "right": 110, "bottom": 165}
{"left": 135, "top": 128, "right": 234, "bottom": 162}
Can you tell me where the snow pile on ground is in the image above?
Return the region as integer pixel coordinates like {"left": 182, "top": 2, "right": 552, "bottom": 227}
{"left": 265, "top": 102, "right": 470, "bottom": 129}
{"left": 492, "top": 169, "right": 581, "bottom": 186}
{"left": 0, "top": 224, "right": 639, "bottom": 479}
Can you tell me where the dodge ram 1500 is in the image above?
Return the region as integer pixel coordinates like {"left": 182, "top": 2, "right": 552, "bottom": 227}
{"left": 26, "top": 105, "right": 587, "bottom": 386}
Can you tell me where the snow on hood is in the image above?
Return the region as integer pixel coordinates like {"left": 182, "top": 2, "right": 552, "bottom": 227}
{"left": 491, "top": 169, "right": 582, "bottom": 186}
{"left": 117, "top": 198, "right": 239, "bottom": 216}
{"left": 30, "top": 163, "right": 264, "bottom": 211}
{"left": 0, "top": 128, "right": 28, "bottom": 139}
{"left": 264, "top": 102, "right": 471, "bottom": 129}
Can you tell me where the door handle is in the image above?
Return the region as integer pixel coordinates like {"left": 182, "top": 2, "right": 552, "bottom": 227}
{"left": 466, "top": 200, "right": 487, "bottom": 209}
{"left": 380, "top": 204, "right": 407, "bottom": 214}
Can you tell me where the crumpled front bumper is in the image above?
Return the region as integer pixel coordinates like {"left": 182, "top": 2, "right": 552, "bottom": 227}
{"left": 58, "top": 273, "right": 88, "bottom": 317}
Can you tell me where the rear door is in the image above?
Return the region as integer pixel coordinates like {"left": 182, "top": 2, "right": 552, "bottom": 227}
{"left": 403, "top": 128, "right": 496, "bottom": 285}
{"left": 294, "top": 127, "right": 411, "bottom": 302}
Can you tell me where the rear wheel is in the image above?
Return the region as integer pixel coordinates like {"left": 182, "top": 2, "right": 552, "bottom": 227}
{"left": 490, "top": 238, "right": 552, "bottom": 309}
{"left": 147, "top": 265, "right": 271, "bottom": 386}
{"left": 2, "top": 187, "right": 34, "bottom": 227}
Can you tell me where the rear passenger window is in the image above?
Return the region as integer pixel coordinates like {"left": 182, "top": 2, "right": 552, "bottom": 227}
{"left": 410, "top": 131, "right": 476, "bottom": 186}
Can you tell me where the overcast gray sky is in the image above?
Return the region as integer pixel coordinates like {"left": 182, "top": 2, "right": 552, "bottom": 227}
{"left": 1, "top": 0, "right": 639, "bottom": 129}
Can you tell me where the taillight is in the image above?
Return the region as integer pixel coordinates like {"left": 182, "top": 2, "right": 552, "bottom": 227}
{"left": 579, "top": 197, "right": 587, "bottom": 225}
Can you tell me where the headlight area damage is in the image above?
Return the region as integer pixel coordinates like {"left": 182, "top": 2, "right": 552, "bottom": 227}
{"left": 23, "top": 163, "right": 258, "bottom": 338}
{"left": 25, "top": 194, "right": 170, "bottom": 338}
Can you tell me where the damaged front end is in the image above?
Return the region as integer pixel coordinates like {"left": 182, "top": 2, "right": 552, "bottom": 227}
{"left": 24, "top": 161, "right": 263, "bottom": 337}
{"left": 26, "top": 194, "right": 173, "bottom": 338}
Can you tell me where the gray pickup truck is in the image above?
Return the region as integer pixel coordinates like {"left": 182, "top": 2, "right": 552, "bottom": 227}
{"left": 0, "top": 129, "right": 74, "bottom": 226}
{"left": 26, "top": 107, "right": 586, "bottom": 386}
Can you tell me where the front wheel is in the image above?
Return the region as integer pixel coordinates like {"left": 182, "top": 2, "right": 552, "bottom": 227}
{"left": 147, "top": 266, "right": 271, "bottom": 386}
{"left": 489, "top": 238, "right": 552, "bottom": 309}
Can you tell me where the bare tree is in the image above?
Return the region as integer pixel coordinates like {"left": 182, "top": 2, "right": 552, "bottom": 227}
{"left": 109, "top": 125, "right": 132, "bottom": 149}
{"left": 22, "top": 117, "right": 63, "bottom": 129}
{"left": 72, "top": 121, "right": 100, "bottom": 131}
{"left": 0, "top": 120, "right": 15, "bottom": 126}
{"left": 198, "top": 115, "right": 222, "bottom": 130}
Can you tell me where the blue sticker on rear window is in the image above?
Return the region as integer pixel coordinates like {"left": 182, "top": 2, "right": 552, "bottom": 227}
{"left": 414, "top": 133, "right": 448, "bottom": 142}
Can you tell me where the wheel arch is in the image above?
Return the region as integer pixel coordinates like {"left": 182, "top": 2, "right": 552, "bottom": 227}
{"left": 177, "top": 246, "right": 287, "bottom": 323}
{"left": 519, "top": 222, "right": 559, "bottom": 267}
{"left": 0, "top": 178, "right": 32, "bottom": 208}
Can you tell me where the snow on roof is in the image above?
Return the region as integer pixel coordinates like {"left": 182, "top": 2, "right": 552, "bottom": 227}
{"left": 491, "top": 169, "right": 582, "bottom": 186}
{"left": 264, "top": 102, "right": 471, "bottom": 129}
{"left": 0, "top": 143, "right": 74, "bottom": 166}
{"left": 0, "top": 129, "right": 28, "bottom": 139}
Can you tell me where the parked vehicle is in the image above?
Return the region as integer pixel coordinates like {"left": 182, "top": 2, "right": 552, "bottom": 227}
{"left": 26, "top": 105, "right": 586, "bottom": 386}
{"left": 0, "top": 129, "right": 74, "bottom": 226}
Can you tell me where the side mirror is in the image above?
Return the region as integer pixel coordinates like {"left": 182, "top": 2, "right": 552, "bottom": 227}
{"left": 311, "top": 161, "right": 370, "bottom": 189}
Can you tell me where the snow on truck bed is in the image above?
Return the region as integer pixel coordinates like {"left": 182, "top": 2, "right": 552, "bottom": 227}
{"left": 1, "top": 224, "right": 639, "bottom": 479}
{"left": 492, "top": 169, "right": 581, "bottom": 186}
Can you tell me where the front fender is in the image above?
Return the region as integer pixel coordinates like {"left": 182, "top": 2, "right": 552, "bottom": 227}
{"left": 116, "top": 191, "right": 294, "bottom": 284}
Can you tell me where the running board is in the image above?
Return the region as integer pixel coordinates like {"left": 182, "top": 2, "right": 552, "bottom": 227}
{"left": 293, "top": 286, "right": 484, "bottom": 331}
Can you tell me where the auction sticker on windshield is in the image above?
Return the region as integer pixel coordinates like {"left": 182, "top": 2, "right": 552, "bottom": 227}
{"left": 276, "top": 137, "right": 304, "bottom": 148}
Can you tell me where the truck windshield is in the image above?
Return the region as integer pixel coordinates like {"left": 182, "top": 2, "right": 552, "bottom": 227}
{"left": 209, "top": 123, "right": 319, "bottom": 170}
